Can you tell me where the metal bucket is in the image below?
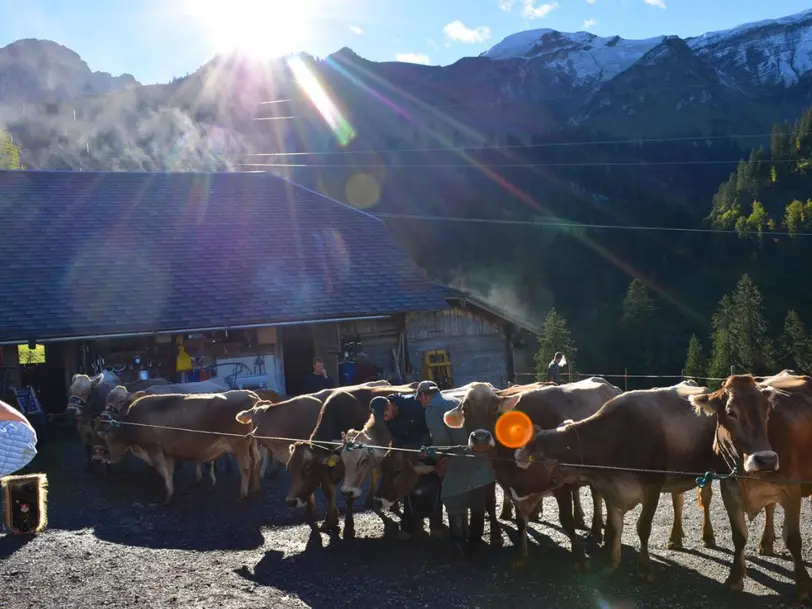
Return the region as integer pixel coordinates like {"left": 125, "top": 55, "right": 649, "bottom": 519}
{"left": 138, "top": 370, "right": 149, "bottom": 381}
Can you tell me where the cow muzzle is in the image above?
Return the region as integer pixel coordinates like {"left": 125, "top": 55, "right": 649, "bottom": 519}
{"left": 92, "top": 445, "right": 110, "bottom": 463}
{"left": 468, "top": 429, "right": 495, "bottom": 452}
{"left": 743, "top": 450, "right": 780, "bottom": 473}
{"left": 285, "top": 497, "right": 305, "bottom": 509}
{"left": 66, "top": 405, "right": 81, "bottom": 417}
{"left": 341, "top": 485, "right": 363, "bottom": 499}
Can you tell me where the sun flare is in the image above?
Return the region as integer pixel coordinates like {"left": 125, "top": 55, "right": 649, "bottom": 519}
{"left": 191, "top": 0, "right": 318, "bottom": 59}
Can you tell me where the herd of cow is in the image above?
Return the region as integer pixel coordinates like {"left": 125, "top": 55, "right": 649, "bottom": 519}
{"left": 62, "top": 368, "right": 812, "bottom": 602}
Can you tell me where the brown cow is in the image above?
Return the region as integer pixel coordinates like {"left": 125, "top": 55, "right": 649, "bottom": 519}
{"left": 513, "top": 382, "right": 719, "bottom": 579}
{"left": 94, "top": 390, "right": 262, "bottom": 504}
{"left": 67, "top": 371, "right": 122, "bottom": 473}
{"left": 444, "top": 378, "right": 619, "bottom": 567}
{"left": 101, "top": 385, "right": 226, "bottom": 485}
{"left": 235, "top": 394, "right": 326, "bottom": 506}
{"left": 688, "top": 373, "right": 812, "bottom": 602}
{"left": 286, "top": 390, "right": 371, "bottom": 539}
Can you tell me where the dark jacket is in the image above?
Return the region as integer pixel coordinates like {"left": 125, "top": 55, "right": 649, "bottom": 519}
{"left": 386, "top": 393, "right": 429, "bottom": 450}
{"left": 304, "top": 373, "right": 335, "bottom": 394}
{"left": 547, "top": 361, "right": 560, "bottom": 384}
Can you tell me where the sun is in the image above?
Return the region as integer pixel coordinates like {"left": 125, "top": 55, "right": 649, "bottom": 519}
{"left": 190, "top": 0, "right": 318, "bottom": 59}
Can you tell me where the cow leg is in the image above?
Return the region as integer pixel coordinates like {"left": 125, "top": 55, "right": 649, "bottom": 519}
{"left": 363, "top": 468, "right": 378, "bottom": 511}
{"left": 781, "top": 493, "right": 812, "bottom": 603}
{"left": 603, "top": 503, "right": 625, "bottom": 575}
{"left": 195, "top": 464, "right": 203, "bottom": 483}
{"left": 511, "top": 512, "right": 529, "bottom": 569}
{"left": 554, "top": 486, "right": 587, "bottom": 571}
{"left": 758, "top": 503, "right": 776, "bottom": 556}
{"left": 572, "top": 486, "right": 587, "bottom": 530}
{"left": 589, "top": 488, "right": 604, "bottom": 544}
{"left": 486, "top": 482, "right": 502, "bottom": 547}
{"left": 209, "top": 461, "right": 217, "bottom": 486}
{"left": 720, "top": 480, "right": 747, "bottom": 592}
{"left": 236, "top": 446, "right": 253, "bottom": 500}
{"left": 635, "top": 487, "right": 661, "bottom": 582}
{"left": 667, "top": 492, "right": 685, "bottom": 550}
{"left": 499, "top": 487, "right": 513, "bottom": 520}
{"left": 533, "top": 498, "right": 543, "bottom": 522}
{"left": 699, "top": 484, "right": 716, "bottom": 548}
{"left": 319, "top": 482, "right": 341, "bottom": 536}
{"left": 225, "top": 454, "right": 235, "bottom": 473}
{"left": 248, "top": 442, "right": 261, "bottom": 493}
{"left": 343, "top": 493, "right": 356, "bottom": 541}
{"left": 150, "top": 450, "right": 175, "bottom": 505}
{"left": 305, "top": 493, "right": 317, "bottom": 525}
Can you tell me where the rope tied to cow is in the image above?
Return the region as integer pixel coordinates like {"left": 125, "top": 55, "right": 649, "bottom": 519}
{"left": 96, "top": 418, "right": 761, "bottom": 486}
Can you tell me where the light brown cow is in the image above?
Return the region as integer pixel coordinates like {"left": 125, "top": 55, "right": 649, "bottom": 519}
{"left": 513, "top": 382, "right": 726, "bottom": 579}
{"left": 688, "top": 373, "right": 812, "bottom": 602}
{"left": 444, "top": 377, "right": 620, "bottom": 567}
{"left": 67, "top": 371, "right": 122, "bottom": 472}
{"left": 95, "top": 390, "right": 261, "bottom": 504}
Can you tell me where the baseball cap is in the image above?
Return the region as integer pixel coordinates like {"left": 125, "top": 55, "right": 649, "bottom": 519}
{"left": 416, "top": 380, "right": 439, "bottom": 393}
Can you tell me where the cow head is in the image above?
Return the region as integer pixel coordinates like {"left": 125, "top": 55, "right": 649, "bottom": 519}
{"left": 67, "top": 373, "right": 107, "bottom": 417}
{"left": 688, "top": 374, "right": 807, "bottom": 474}
{"left": 373, "top": 449, "right": 435, "bottom": 510}
{"left": 340, "top": 426, "right": 386, "bottom": 499}
{"left": 285, "top": 441, "right": 344, "bottom": 508}
{"left": 442, "top": 382, "right": 521, "bottom": 451}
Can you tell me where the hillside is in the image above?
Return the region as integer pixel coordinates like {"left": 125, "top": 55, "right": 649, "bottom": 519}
{"left": 3, "top": 11, "right": 812, "bottom": 375}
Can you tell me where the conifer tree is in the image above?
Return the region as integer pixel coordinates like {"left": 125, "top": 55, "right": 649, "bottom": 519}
{"left": 534, "top": 307, "right": 577, "bottom": 381}
{"left": 684, "top": 334, "right": 706, "bottom": 381}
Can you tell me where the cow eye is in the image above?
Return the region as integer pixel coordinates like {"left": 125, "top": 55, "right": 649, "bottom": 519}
{"left": 725, "top": 409, "right": 738, "bottom": 419}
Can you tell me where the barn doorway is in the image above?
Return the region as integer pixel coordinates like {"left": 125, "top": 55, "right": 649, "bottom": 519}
{"left": 280, "top": 324, "right": 315, "bottom": 397}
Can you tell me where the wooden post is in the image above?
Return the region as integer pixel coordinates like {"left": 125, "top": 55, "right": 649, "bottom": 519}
{"left": 624, "top": 368, "right": 628, "bottom": 392}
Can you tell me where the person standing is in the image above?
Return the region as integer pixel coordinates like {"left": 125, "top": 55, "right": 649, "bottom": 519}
{"left": 303, "top": 357, "right": 335, "bottom": 393}
{"left": 417, "top": 380, "right": 495, "bottom": 560}
{"left": 548, "top": 352, "right": 564, "bottom": 384}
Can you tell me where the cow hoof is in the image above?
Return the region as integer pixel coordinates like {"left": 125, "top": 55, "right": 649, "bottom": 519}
{"left": 573, "top": 560, "right": 589, "bottom": 573}
{"left": 510, "top": 558, "right": 526, "bottom": 570}
{"left": 757, "top": 542, "right": 774, "bottom": 556}
{"left": 343, "top": 528, "right": 356, "bottom": 541}
{"left": 637, "top": 569, "right": 655, "bottom": 583}
{"left": 587, "top": 532, "right": 603, "bottom": 546}
{"left": 703, "top": 536, "right": 717, "bottom": 549}
{"left": 667, "top": 538, "right": 683, "bottom": 551}
{"left": 574, "top": 519, "right": 587, "bottom": 531}
{"left": 499, "top": 510, "right": 513, "bottom": 520}
{"left": 490, "top": 534, "right": 503, "bottom": 548}
{"left": 724, "top": 577, "right": 744, "bottom": 593}
{"left": 601, "top": 565, "right": 619, "bottom": 577}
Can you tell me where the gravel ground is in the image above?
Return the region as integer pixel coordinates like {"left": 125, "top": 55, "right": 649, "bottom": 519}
{"left": 1, "top": 428, "right": 809, "bottom": 609}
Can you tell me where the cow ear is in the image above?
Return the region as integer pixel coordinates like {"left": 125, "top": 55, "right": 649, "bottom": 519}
{"left": 71, "top": 374, "right": 80, "bottom": 384}
{"left": 689, "top": 392, "right": 722, "bottom": 416}
{"left": 91, "top": 374, "right": 105, "bottom": 387}
{"left": 341, "top": 431, "right": 347, "bottom": 442}
{"left": 498, "top": 395, "right": 520, "bottom": 413}
{"left": 130, "top": 390, "right": 147, "bottom": 402}
{"left": 443, "top": 407, "right": 464, "bottom": 429}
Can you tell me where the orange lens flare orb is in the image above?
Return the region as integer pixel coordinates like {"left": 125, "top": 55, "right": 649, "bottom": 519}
{"left": 494, "top": 410, "right": 534, "bottom": 449}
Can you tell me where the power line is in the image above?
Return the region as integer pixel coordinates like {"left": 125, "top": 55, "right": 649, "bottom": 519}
{"left": 370, "top": 212, "right": 811, "bottom": 238}
{"left": 240, "top": 158, "right": 799, "bottom": 169}
{"left": 239, "top": 132, "right": 785, "bottom": 158}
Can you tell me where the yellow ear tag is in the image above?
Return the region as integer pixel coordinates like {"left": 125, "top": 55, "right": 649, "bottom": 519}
{"left": 327, "top": 455, "right": 339, "bottom": 467}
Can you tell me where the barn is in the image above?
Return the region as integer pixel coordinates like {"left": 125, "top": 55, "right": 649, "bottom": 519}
{"left": 0, "top": 169, "right": 539, "bottom": 412}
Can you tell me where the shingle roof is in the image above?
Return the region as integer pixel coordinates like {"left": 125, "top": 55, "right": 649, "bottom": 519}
{"left": 0, "top": 170, "right": 457, "bottom": 343}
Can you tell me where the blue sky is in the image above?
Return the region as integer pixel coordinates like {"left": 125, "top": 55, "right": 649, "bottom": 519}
{"left": 1, "top": 0, "right": 810, "bottom": 84}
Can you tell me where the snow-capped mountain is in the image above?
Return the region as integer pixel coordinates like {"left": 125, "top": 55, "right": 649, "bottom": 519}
{"left": 481, "top": 9, "right": 812, "bottom": 89}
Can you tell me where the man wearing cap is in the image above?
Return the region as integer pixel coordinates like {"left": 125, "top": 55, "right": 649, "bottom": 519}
{"left": 369, "top": 394, "right": 439, "bottom": 540}
{"left": 416, "top": 380, "right": 495, "bottom": 560}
